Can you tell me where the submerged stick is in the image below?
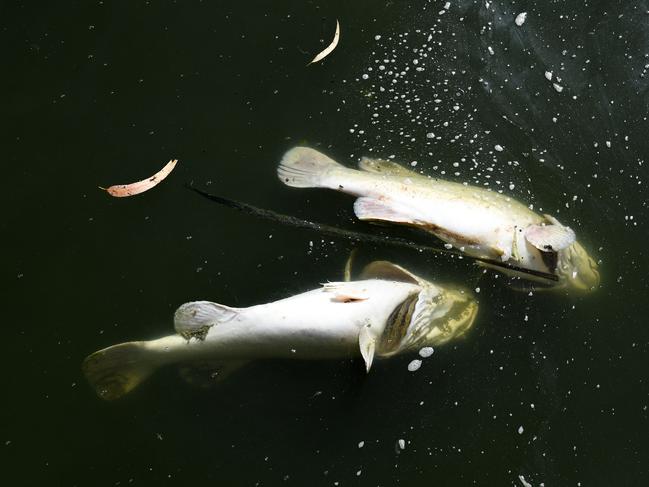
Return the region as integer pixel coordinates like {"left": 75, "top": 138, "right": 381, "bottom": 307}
{"left": 186, "top": 185, "right": 558, "bottom": 282}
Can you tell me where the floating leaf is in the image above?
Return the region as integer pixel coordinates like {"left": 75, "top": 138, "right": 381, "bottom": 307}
{"left": 101, "top": 159, "right": 178, "bottom": 197}
{"left": 307, "top": 19, "right": 340, "bottom": 65}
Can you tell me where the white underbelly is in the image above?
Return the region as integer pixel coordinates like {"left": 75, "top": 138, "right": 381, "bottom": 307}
{"left": 201, "top": 280, "right": 420, "bottom": 359}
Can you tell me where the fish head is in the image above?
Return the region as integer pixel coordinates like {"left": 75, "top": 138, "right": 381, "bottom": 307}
{"left": 557, "top": 241, "right": 600, "bottom": 292}
{"left": 387, "top": 285, "right": 479, "bottom": 355}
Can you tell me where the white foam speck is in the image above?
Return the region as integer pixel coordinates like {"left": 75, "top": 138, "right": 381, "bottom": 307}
{"left": 488, "top": 46, "right": 494, "bottom": 55}
{"left": 419, "top": 347, "right": 434, "bottom": 358}
{"left": 515, "top": 12, "right": 527, "bottom": 26}
{"left": 407, "top": 359, "right": 422, "bottom": 372}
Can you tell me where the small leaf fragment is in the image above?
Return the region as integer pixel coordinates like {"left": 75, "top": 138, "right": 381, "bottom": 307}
{"left": 102, "top": 159, "right": 178, "bottom": 197}
{"left": 307, "top": 19, "right": 340, "bottom": 65}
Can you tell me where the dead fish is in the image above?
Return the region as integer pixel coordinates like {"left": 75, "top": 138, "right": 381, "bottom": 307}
{"left": 82, "top": 261, "right": 477, "bottom": 400}
{"left": 278, "top": 147, "right": 600, "bottom": 292}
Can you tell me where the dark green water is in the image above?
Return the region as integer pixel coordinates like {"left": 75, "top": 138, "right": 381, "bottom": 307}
{"left": 3, "top": 1, "right": 649, "bottom": 485}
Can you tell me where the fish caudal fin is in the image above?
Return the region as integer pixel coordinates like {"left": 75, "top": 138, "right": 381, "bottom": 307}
{"left": 278, "top": 146, "right": 345, "bottom": 188}
{"left": 82, "top": 341, "right": 157, "bottom": 400}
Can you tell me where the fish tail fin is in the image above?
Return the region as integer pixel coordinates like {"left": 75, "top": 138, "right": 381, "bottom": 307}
{"left": 82, "top": 341, "right": 157, "bottom": 400}
{"left": 278, "top": 146, "right": 346, "bottom": 188}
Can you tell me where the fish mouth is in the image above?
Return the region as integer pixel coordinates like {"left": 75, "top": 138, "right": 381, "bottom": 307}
{"left": 446, "top": 291, "right": 479, "bottom": 340}
{"left": 559, "top": 243, "right": 601, "bottom": 292}
{"left": 421, "top": 288, "right": 479, "bottom": 347}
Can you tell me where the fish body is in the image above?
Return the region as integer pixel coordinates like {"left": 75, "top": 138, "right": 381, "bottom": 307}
{"left": 278, "top": 147, "right": 599, "bottom": 291}
{"left": 83, "top": 262, "right": 477, "bottom": 400}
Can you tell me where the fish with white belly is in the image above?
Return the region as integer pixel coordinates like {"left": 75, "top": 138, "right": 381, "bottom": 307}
{"left": 278, "top": 147, "right": 600, "bottom": 292}
{"left": 83, "top": 261, "right": 477, "bottom": 400}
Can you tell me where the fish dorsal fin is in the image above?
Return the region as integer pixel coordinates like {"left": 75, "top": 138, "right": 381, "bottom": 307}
{"left": 359, "top": 260, "right": 425, "bottom": 286}
{"left": 358, "top": 325, "right": 376, "bottom": 373}
{"left": 174, "top": 301, "right": 238, "bottom": 340}
{"left": 524, "top": 215, "right": 576, "bottom": 252}
{"left": 359, "top": 157, "right": 421, "bottom": 178}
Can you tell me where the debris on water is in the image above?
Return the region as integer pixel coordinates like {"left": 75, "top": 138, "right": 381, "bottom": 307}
{"left": 515, "top": 12, "right": 528, "bottom": 26}
{"left": 407, "top": 359, "right": 422, "bottom": 372}
{"left": 495, "top": 144, "right": 504, "bottom": 152}
{"left": 488, "top": 46, "right": 494, "bottom": 55}
{"left": 518, "top": 425, "right": 524, "bottom": 434}
{"left": 307, "top": 19, "right": 340, "bottom": 65}
{"left": 358, "top": 441, "right": 365, "bottom": 448}
{"left": 545, "top": 71, "right": 553, "bottom": 81}
{"left": 419, "top": 347, "right": 434, "bottom": 358}
{"left": 397, "top": 439, "right": 406, "bottom": 450}
{"left": 518, "top": 475, "right": 533, "bottom": 487}
{"left": 101, "top": 159, "right": 178, "bottom": 197}
{"left": 552, "top": 83, "right": 564, "bottom": 93}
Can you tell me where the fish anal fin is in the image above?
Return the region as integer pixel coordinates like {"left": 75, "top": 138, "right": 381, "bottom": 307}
{"left": 359, "top": 157, "right": 420, "bottom": 178}
{"left": 353, "top": 197, "right": 415, "bottom": 224}
{"left": 179, "top": 360, "right": 249, "bottom": 389}
{"left": 358, "top": 326, "right": 376, "bottom": 373}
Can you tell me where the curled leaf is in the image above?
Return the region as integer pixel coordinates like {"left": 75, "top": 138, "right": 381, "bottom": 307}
{"left": 101, "top": 159, "right": 178, "bottom": 197}
{"left": 307, "top": 19, "right": 340, "bottom": 65}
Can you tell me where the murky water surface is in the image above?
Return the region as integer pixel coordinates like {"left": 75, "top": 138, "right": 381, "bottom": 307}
{"left": 4, "top": 1, "right": 649, "bottom": 485}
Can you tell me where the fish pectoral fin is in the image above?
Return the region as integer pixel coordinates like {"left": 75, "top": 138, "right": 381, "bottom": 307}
{"left": 488, "top": 244, "right": 512, "bottom": 262}
{"left": 358, "top": 157, "right": 421, "bottom": 178}
{"left": 353, "top": 197, "right": 415, "bottom": 224}
{"left": 179, "top": 359, "right": 250, "bottom": 389}
{"left": 359, "top": 260, "right": 423, "bottom": 286}
{"left": 524, "top": 221, "right": 576, "bottom": 252}
{"left": 358, "top": 325, "right": 376, "bottom": 373}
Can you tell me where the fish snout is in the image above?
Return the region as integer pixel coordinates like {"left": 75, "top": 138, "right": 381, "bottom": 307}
{"left": 559, "top": 242, "right": 600, "bottom": 292}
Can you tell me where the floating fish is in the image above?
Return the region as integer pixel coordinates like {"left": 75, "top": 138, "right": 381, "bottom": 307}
{"left": 82, "top": 261, "right": 477, "bottom": 400}
{"left": 278, "top": 147, "right": 600, "bottom": 291}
